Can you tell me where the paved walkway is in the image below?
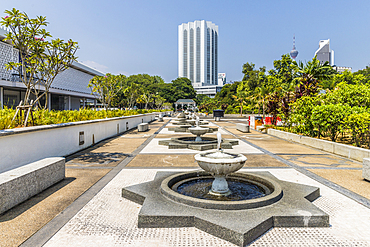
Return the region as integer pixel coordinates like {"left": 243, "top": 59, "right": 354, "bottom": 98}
{"left": 1, "top": 117, "right": 370, "bottom": 246}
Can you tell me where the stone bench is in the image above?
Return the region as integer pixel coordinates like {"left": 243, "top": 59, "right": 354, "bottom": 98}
{"left": 363, "top": 158, "right": 370, "bottom": 181}
{"left": 236, "top": 123, "right": 250, "bottom": 133}
{"left": 0, "top": 157, "right": 65, "bottom": 214}
{"left": 138, "top": 123, "right": 149, "bottom": 132}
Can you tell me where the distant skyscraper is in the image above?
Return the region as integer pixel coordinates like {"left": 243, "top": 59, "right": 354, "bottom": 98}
{"left": 290, "top": 35, "right": 298, "bottom": 60}
{"left": 178, "top": 20, "right": 218, "bottom": 88}
{"left": 218, "top": 73, "right": 226, "bottom": 86}
{"left": 315, "top": 39, "right": 334, "bottom": 66}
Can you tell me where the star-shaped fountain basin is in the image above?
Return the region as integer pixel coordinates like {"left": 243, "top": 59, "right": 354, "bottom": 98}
{"left": 122, "top": 171, "right": 329, "bottom": 247}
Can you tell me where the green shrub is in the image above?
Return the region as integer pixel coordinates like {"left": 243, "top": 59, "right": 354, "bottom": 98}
{"left": 290, "top": 96, "right": 321, "bottom": 137}
{"left": 310, "top": 104, "right": 351, "bottom": 142}
{"left": 345, "top": 110, "right": 370, "bottom": 147}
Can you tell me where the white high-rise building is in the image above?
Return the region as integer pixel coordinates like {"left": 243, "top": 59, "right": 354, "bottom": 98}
{"left": 218, "top": 73, "right": 226, "bottom": 86}
{"left": 315, "top": 39, "right": 334, "bottom": 66}
{"left": 178, "top": 20, "right": 218, "bottom": 88}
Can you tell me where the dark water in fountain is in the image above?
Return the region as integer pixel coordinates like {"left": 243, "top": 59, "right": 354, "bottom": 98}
{"left": 175, "top": 178, "right": 266, "bottom": 201}
{"left": 181, "top": 137, "right": 211, "bottom": 142}
{"left": 176, "top": 137, "right": 217, "bottom": 144}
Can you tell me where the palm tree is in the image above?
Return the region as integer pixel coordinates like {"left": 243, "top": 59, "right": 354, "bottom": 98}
{"left": 232, "top": 83, "right": 248, "bottom": 116}
{"left": 297, "top": 56, "right": 336, "bottom": 82}
{"left": 294, "top": 56, "right": 336, "bottom": 99}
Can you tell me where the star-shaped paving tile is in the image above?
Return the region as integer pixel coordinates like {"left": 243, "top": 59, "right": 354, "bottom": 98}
{"left": 122, "top": 171, "right": 329, "bottom": 247}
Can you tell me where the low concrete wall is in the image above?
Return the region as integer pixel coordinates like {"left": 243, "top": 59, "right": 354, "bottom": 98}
{"left": 0, "top": 112, "right": 169, "bottom": 173}
{"left": 0, "top": 157, "right": 65, "bottom": 214}
{"left": 268, "top": 129, "right": 370, "bottom": 162}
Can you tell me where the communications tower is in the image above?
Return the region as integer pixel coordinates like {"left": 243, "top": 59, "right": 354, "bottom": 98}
{"left": 290, "top": 35, "right": 298, "bottom": 60}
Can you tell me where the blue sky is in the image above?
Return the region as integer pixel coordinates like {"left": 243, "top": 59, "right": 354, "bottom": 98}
{"left": 2, "top": 0, "right": 370, "bottom": 82}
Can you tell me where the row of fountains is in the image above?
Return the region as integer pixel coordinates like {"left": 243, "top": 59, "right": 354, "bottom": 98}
{"left": 166, "top": 111, "right": 253, "bottom": 197}
{"left": 159, "top": 111, "right": 237, "bottom": 150}
{"left": 122, "top": 111, "right": 329, "bottom": 246}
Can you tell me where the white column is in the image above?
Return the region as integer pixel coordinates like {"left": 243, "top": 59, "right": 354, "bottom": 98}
{"left": 94, "top": 99, "right": 97, "bottom": 110}
{"left": 48, "top": 93, "right": 51, "bottom": 111}
{"left": 68, "top": 96, "right": 71, "bottom": 110}
{"left": 83, "top": 98, "right": 86, "bottom": 108}
{"left": 0, "top": 87, "right": 3, "bottom": 109}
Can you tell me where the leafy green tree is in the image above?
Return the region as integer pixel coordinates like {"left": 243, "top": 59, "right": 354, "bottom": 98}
{"left": 290, "top": 96, "right": 321, "bottom": 136}
{"left": 137, "top": 91, "right": 155, "bottom": 109}
{"left": 332, "top": 70, "right": 366, "bottom": 85}
{"left": 156, "top": 83, "right": 177, "bottom": 103}
{"left": 249, "top": 85, "right": 269, "bottom": 119}
{"left": 242, "top": 62, "right": 266, "bottom": 91}
{"left": 270, "top": 54, "right": 298, "bottom": 85}
{"left": 353, "top": 66, "right": 370, "bottom": 84}
{"left": 88, "top": 74, "right": 126, "bottom": 110}
{"left": 154, "top": 95, "right": 166, "bottom": 109}
{"left": 213, "top": 82, "right": 239, "bottom": 109}
{"left": 1, "top": 8, "right": 78, "bottom": 109}
{"left": 124, "top": 83, "right": 142, "bottom": 109}
{"left": 323, "top": 83, "right": 370, "bottom": 108}
{"left": 345, "top": 108, "right": 370, "bottom": 147}
{"left": 172, "top": 77, "right": 197, "bottom": 100}
{"left": 195, "top": 94, "right": 211, "bottom": 106}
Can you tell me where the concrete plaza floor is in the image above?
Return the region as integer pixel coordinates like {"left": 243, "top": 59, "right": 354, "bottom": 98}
{"left": 1, "top": 117, "right": 370, "bottom": 246}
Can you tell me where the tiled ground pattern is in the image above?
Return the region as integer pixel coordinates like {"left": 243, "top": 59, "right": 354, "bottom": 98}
{"left": 44, "top": 169, "right": 370, "bottom": 247}
{"left": 4, "top": 117, "right": 370, "bottom": 246}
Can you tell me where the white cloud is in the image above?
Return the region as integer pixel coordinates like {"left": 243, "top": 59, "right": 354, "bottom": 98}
{"left": 81, "top": 60, "right": 109, "bottom": 73}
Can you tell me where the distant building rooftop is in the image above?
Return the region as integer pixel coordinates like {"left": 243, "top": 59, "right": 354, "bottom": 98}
{"left": 175, "top": 99, "right": 196, "bottom": 104}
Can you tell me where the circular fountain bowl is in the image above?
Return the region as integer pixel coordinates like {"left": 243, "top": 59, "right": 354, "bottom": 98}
{"left": 160, "top": 171, "right": 283, "bottom": 210}
{"left": 194, "top": 151, "right": 247, "bottom": 175}
{"left": 189, "top": 126, "right": 209, "bottom": 136}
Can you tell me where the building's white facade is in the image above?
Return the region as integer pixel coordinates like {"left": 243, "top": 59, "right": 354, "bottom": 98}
{"left": 178, "top": 20, "right": 218, "bottom": 88}
{"left": 315, "top": 39, "right": 334, "bottom": 66}
{"left": 333, "top": 66, "right": 352, "bottom": 73}
{"left": 0, "top": 26, "right": 104, "bottom": 110}
{"left": 194, "top": 85, "right": 223, "bottom": 98}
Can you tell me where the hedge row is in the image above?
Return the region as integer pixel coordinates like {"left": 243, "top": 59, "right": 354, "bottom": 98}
{"left": 0, "top": 108, "right": 166, "bottom": 130}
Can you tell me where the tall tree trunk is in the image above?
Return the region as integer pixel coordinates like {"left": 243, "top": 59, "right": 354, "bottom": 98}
{"left": 240, "top": 100, "right": 243, "bottom": 116}
{"left": 262, "top": 100, "right": 265, "bottom": 123}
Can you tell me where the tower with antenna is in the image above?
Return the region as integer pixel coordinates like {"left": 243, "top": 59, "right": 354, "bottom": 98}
{"left": 290, "top": 35, "right": 298, "bottom": 60}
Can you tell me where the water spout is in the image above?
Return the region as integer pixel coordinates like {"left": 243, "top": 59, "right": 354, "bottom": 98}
{"left": 217, "top": 132, "right": 222, "bottom": 151}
